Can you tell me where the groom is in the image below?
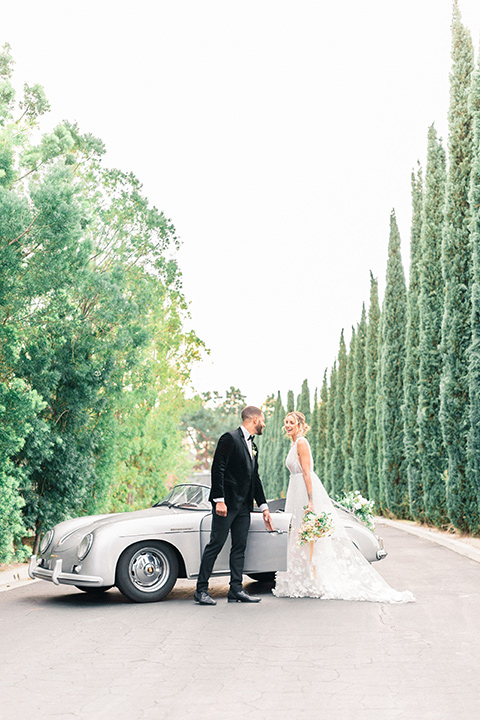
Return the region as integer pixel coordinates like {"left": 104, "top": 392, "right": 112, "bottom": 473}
{"left": 194, "top": 406, "right": 274, "bottom": 605}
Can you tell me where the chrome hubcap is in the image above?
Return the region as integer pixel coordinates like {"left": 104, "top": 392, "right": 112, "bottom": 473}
{"left": 128, "top": 547, "right": 169, "bottom": 592}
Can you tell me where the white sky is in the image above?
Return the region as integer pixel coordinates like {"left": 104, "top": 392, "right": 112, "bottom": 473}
{"left": 3, "top": 1, "right": 480, "bottom": 405}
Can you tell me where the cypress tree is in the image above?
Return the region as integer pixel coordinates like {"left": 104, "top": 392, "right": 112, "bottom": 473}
{"left": 258, "top": 392, "right": 288, "bottom": 499}
{"left": 418, "top": 125, "right": 448, "bottom": 526}
{"left": 403, "top": 165, "right": 423, "bottom": 521}
{"left": 324, "top": 363, "right": 337, "bottom": 495}
{"left": 380, "top": 211, "right": 409, "bottom": 517}
{"left": 440, "top": 1, "right": 477, "bottom": 532}
{"left": 365, "top": 273, "right": 381, "bottom": 507}
{"left": 257, "top": 394, "right": 276, "bottom": 497}
{"left": 297, "top": 378, "right": 311, "bottom": 423}
{"left": 376, "top": 309, "right": 386, "bottom": 510}
{"left": 467, "top": 51, "right": 480, "bottom": 527}
{"left": 272, "top": 393, "right": 289, "bottom": 498}
{"left": 317, "top": 370, "right": 328, "bottom": 483}
{"left": 331, "top": 332, "right": 347, "bottom": 496}
{"left": 342, "top": 328, "right": 356, "bottom": 493}
{"left": 286, "top": 390, "right": 295, "bottom": 413}
{"left": 310, "top": 388, "right": 319, "bottom": 470}
{"left": 353, "top": 304, "right": 368, "bottom": 497}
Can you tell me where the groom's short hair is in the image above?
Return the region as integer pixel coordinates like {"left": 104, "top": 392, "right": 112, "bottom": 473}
{"left": 241, "top": 406, "right": 262, "bottom": 421}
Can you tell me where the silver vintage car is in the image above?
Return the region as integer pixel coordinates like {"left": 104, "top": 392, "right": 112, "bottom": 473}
{"left": 28, "top": 483, "right": 386, "bottom": 602}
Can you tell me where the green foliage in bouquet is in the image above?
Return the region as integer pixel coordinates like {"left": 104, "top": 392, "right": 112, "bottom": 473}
{"left": 336, "top": 490, "right": 376, "bottom": 532}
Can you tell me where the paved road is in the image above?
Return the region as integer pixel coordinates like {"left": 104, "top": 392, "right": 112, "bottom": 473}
{"left": 1, "top": 523, "right": 479, "bottom": 720}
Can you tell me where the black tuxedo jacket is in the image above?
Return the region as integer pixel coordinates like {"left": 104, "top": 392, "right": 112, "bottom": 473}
{"left": 209, "top": 427, "right": 267, "bottom": 511}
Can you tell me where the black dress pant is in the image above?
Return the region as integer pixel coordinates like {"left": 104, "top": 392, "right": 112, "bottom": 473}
{"left": 196, "top": 501, "right": 250, "bottom": 594}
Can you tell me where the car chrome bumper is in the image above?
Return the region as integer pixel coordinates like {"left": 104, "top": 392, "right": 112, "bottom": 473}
{"left": 28, "top": 555, "right": 104, "bottom": 587}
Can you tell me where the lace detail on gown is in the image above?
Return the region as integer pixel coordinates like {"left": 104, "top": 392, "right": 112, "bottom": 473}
{"left": 273, "top": 438, "right": 415, "bottom": 603}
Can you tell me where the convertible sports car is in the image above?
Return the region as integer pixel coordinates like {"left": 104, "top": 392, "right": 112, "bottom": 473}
{"left": 28, "top": 483, "right": 387, "bottom": 602}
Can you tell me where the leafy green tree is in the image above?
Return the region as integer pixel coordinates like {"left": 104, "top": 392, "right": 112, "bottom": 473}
{"left": 365, "top": 273, "right": 381, "bottom": 506}
{"left": 379, "top": 211, "right": 409, "bottom": 517}
{"left": 352, "top": 305, "right": 368, "bottom": 497}
{"left": 403, "top": 166, "right": 424, "bottom": 520}
{"left": 440, "top": 1, "right": 477, "bottom": 532}
{"left": 0, "top": 43, "right": 73, "bottom": 557}
{"left": 418, "top": 125, "right": 448, "bottom": 526}
{"left": 182, "top": 387, "right": 247, "bottom": 470}
{"left": 0, "top": 44, "right": 204, "bottom": 557}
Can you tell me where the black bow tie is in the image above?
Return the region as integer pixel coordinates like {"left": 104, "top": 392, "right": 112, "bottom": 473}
{"left": 248, "top": 435, "right": 254, "bottom": 442}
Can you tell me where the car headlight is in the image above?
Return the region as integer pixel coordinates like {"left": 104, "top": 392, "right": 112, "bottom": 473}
{"left": 77, "top": 533, "right": 94, "bottom": 561}
{"left": 40, "top": 530, "right": 54, "bottom": 555}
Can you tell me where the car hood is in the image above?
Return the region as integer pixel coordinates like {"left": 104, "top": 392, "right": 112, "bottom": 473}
{"left": 48, "top": 505, "right": 206, "bottom": 555}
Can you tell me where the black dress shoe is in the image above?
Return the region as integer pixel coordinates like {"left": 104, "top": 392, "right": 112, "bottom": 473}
{"left": 194, "top": 590, "right": 216, "bottom": 605}
{"left": 227, "top": 590, "right": 261, "bottom": 603}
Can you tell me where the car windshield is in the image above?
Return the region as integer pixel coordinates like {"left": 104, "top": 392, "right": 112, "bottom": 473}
{"left": 154, "top": 484, "right": 211, "bottom": 510}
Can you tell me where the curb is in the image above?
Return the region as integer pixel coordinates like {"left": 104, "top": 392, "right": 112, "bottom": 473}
{"left": 0, "top": 564, "right": 35, "bottom": 593}
{"left": 376, "top": 517, "right": 480, "bottom": 564}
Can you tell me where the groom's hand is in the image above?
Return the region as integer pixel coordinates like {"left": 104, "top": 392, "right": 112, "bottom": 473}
{"left": 215, "top": 501, "right": 228, "bottom": 517}
{"left": 263, "top": 509, "right": 274, "bottom": 532}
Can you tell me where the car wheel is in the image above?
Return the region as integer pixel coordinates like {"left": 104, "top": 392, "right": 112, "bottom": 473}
{"left": 115, "top": 541, "right": 179, "bottom": 603}
{"left": 75, "top": 585, "right": 113, "bottom": 594}
{"left": 247, "top": 572, "right": 276, "bottom": 583}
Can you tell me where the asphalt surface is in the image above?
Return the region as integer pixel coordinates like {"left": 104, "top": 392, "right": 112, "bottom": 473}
{"left": 1, "top": 522, "right": 479, "bottom": 720}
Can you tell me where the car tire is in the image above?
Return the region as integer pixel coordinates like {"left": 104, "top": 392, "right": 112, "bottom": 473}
{"left": 247, "top": 572, "right": 276, "bottom": 583}
{"left": 115, "top": 541, "right": 179, "bottom": 603}
{"left": 75, "top": 585, "right": 113, "bottom": 594}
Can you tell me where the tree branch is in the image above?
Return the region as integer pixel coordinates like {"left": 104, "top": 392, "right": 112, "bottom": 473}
{"left": 8, "top": 213, "right": 40, "bottom": 245}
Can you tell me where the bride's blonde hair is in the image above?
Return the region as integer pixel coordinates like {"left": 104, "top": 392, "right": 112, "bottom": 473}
{"left": 284, "top": 411, "right": 310, "bottom": 437}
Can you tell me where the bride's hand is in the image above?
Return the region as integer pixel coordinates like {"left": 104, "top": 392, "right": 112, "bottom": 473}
{"left": 307, "top": 500, "right": 314, "bottom": 512}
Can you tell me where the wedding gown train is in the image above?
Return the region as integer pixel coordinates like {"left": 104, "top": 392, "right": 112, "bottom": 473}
{"left": 273, "top": 438, "right": 415, "bottom": 603}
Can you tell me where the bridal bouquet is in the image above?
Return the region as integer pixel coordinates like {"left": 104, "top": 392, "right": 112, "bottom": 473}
{"left": 297, "top": 509, "right": 335, "bottom": 547}
{"left": 336, "top": 490, "right": 376, "bottom": 531}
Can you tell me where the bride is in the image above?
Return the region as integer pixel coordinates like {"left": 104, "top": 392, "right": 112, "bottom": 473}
{"left": 273, "top": 411, "right": 415, "bottom": 603}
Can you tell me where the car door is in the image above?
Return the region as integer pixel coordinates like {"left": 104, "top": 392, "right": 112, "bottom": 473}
{"left": 244, "top": 511, "right": 291, "bottom": 573}
{"left": 199, "top": 511, "right": 291, "bottom": 575}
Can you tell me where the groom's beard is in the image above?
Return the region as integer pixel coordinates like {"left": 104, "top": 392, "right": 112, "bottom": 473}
{"left": 254, "top": 422, "right": 263, "bottom": 436}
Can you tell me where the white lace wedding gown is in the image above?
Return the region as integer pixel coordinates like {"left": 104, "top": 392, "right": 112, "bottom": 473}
{"left": 273, "top": 438, "right": 415, "bottom": 603}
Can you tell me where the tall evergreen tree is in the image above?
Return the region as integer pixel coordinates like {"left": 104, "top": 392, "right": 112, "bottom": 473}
{"left": 365, "top": 273, "right": 381, "bottom": 506}
{"left": 324, "top": 363, "right": 337, "bottom": 495}
{"left": 379, "top": 211, "right": 409, "bottom": 517}
{"left": 258, "top": 392, "right": 288, "bottom": 499}
{"left": 310, "top": 388, "right": 319, "bottom": 470}
{"left": 418, "top": 125, "right": 448, "bottom": 526}
{"left": 331, "top": 332, "right": 347, "bottom": 496}
{"left": 440, "top": 1, "right": 477, "bottom": 532}
{"left": 317, "top": 371, "right": 328, "bottom": 483}
{"left": 296, "top": 379, "right": 311, "bottom": 423}
{"left": 287, "top": 390, "right": 295, "bottom": 413}
{"left": 342, "top": 328, "right": 356, "bottom": 493}
{"left": 467, "top": 50, "right": 480, "bottom": 524}
{"left": 403, "top": 165, "right": 424, "bottom": 520}
{"left": 353, "top": 304, "right": 368, "bottom": 496}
